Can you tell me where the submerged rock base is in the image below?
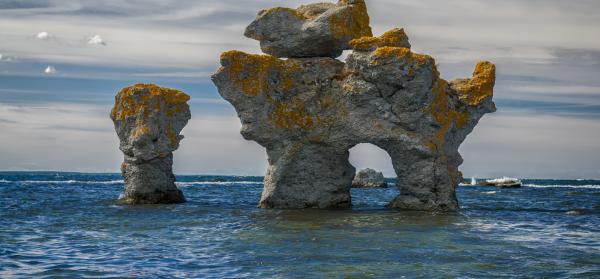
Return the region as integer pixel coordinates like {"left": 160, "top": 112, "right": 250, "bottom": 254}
{"left": 213, "top": 0, "right": 496, "bottom": 211}
{"left": 111, "top": 84, "right": 191, "bottom": 204}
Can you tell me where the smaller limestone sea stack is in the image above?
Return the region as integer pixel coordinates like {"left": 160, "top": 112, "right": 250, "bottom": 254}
{"left": 111, "top": 84, "right": 191, "bottom": 204}
{"left": 352, "top": 168, "right": 387, "bottom": 188}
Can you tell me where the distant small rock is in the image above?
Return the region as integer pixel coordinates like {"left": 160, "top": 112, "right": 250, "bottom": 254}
{"left": 352, "top": 168, "right": 387, "bottom": 188}
{"left": 212, "top": 177, "right": 226, "bottom": 182}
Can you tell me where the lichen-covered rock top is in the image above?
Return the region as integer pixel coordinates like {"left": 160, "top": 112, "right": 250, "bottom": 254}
{"left": 451, "top": 61, "right": 496, "bottom": 106}
{"left": 111, "top": 83, "right": 191, "bottom": 162}
{"left": 352, "top": 168, "right": 387, "bottom": 188}
{"left": 349, "top": 28, "right": 411, "bottom": 51}
{"left": 244, "top": 0, "right": 372, "bottom": 58}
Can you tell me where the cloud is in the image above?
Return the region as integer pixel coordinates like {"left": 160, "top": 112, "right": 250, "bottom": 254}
{"left": 0, "top": 0, "right": 50, "bottom": 10}
{"left": 44, "top": 65, "right": 57, "bottom": 74}
{"left": 87, "top": 34, "right": 106, "bottom": 45}
{"left": 36, "top": 31, "right": 51, "bottom": 40}
{"left": 0, "top": 53, "right": 3, "bottom": 60}
{"left": 0, "top": 0, "right": 599, "bottom": 177}
{"left": 460, "top": 110, "right": 600, "bottom": 179}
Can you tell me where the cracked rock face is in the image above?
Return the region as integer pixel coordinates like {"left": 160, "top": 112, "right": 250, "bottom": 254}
{"left": 110, "top": 84, "right": 191, "bottom": 204}
{"left": 352, "top": 168, "right": 387, "bottom": 188}
{"left": 245, "top": 0, "right": 372, "bottom": 58}
{"left": 213, "top": 1, "right": 496, "bottom": 211}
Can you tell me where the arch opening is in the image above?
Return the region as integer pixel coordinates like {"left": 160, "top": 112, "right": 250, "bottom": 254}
{"left": 348, "top": 143, "right": 399, "bottom": 208}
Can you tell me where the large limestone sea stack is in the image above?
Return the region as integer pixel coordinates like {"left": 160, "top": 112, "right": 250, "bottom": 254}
{"left": 212, "top": 0, "right": 496, "bottom": 211}
{"left": 111, "top": 84, "right": 191, "bottom": 204}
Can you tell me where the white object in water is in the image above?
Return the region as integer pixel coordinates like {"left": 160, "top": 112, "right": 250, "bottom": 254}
{"left": 484, "top": 177, "right": 522, "bottom": 188}
{"left": 471, "top": 177, "right": 477, "bottom": 185}
{"left": 44, "top": 66, "right": 57, "bottom": 74}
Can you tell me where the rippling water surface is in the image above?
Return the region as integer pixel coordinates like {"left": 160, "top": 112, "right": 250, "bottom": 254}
{"left": 1, "top": 172, "right": 599, "bottom": 278}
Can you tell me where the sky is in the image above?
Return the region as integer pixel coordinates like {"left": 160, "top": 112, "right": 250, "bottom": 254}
{"left": 0, "top": 0, "right": 599, "bottom": 179}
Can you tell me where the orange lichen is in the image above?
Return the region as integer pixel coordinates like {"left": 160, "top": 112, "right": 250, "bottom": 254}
{"left": 425, "top": 78, "right": 470, "bottom": 152}
{"left": 371, "top": 47, "right": 431, "bottom": 67}
{"left": 220, "top": 50, "right": 299, "bottom": 96}
{"left": 111, "top": 84, "right": 190, "bottom": 121}
{"left": 329, "top": 0, "right": 372, "bottom": 40}
{"left": 131, "top": 125, "right": 150, "bottom": 140}
{"left": 455, "top": 61, "right": 496, "bottom": 106}
{"left": 350, "top": 28, "right": 409, "bottom": 50}
{"left": 269, "top": 98, "right": 314, "bottom": 130}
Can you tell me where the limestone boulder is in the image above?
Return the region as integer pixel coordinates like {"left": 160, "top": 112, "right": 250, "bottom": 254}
{"left": 244, "top": 0, "right": 372, "bottom": 58}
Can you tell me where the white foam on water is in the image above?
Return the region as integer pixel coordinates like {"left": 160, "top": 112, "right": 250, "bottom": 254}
{"left": 486, "top": 177, "right": 520, "bottom": 184}
{"left": 482, "top": 191, "right": 496, "bottom": 195}
{"left": 3, "top": 179, "right": 262, "bottom": 186}
{"left": 176, "top": 181, "right": 263, "bottom": 187}
{"left": 524, "top": 184, "right": 600, "bottom": 189}
{"left": 12, "top": 180, "right": 124, "bottom": 184}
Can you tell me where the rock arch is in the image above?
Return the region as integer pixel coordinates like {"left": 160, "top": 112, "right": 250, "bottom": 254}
{"left": 212, "top": 0, "right": 495, "bottom": 211}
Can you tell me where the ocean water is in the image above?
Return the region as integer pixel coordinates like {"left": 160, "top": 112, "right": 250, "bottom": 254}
{"left": 1, "top": 172, "right": 599, "bottom": 278}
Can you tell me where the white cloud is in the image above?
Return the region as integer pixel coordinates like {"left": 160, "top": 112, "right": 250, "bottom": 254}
{"left": 0, "top": 0, "right": 599, "bottom": 177}
{"left": 44, "top": 65, "right": 57, "bottom": 74}
{"left": 87, "top": 34, "right": 106, "bottom": 45}
{"left": 509, "top": 85, "right": 600, "bottom": 95}
{"left": 460, "top": 110, "right": 600, "bottom": 179}
{"left": 36, "top": 31, "right": 51, "bottom": 40}
{"left": 0, "top": 102, "right": 598, "bottom": 178}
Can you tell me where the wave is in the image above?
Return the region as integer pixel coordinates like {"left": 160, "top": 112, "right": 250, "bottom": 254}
{"left": 0, "top": 179, "right": 262, "bottom": 186}
{"left": 1, "top": 180, "right": 124, "bottom": 184}
{"left": 524, "top": 184, "right": 600, "bottom": 189}
{"left": 176, "top": 181, "right": 263, "bottom": 186}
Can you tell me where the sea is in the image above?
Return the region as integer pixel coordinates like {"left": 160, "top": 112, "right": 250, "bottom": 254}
{"left": 1, "top": 172, "right": 599, "bottom": 278}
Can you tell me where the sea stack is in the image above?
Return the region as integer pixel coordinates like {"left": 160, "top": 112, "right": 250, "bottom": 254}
{"left": 352, "top": 168, "right": 388, "bottom": 188}
{"left": 110, "top": 84, "right": 191, "bottom": 204}
{"left": 212, "top": 0, "right": 496, "bottom": 211}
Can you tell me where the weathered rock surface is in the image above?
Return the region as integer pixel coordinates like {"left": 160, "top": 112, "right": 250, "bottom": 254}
{"left": 244, "top": 0, "right": 372, "bottom": 58}
{"left": 110, "top": 84, "right": 191, "bottom": 204}
{"left": 352, "top": 168, "right": 387, "bottom": 188}
{"left": 213, "top": 1, "right": 496, "bottom": 211}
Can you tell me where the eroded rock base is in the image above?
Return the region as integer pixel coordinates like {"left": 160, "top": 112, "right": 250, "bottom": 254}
{"left": 119, "top": 156, "right": 186, "bottom": 204}
{"left": 259, "top": 144, "right": 354, "bottom": 209}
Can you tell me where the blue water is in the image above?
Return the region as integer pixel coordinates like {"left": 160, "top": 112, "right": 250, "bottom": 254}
{"left": 1, "top": 172, "right": 599, "bottom": 278}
